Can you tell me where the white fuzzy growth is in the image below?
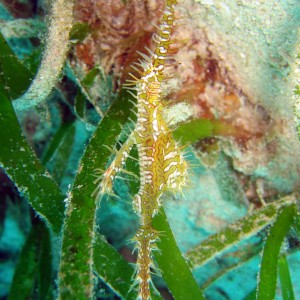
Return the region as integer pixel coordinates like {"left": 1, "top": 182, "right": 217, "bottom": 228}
{"left": 163, "top": 102, "right": 194, "bottom": 127}
{"left": 13, "top": 0, "right": 74, "bottom": 111}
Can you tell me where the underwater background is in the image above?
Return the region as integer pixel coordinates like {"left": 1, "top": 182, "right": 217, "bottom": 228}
{"left": 1, "top": 0, "right": 300, "bottom": 299}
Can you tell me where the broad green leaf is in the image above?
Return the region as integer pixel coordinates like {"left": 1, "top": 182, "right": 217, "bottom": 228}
{"left": 0, "top": 32, "right": 33, "bottom": 99}
{"left": 173, "top": 119, "right": 213, "bottom": 145}
{"left": 74, "top": 89, "right": 86, "bottom": 120}
{"left": 37, "top": 222, "right": 53, "bottom": 300}
{"left": 244, "top": 289, "right": 256, "bottom": 300}
{"left": 256, "top": 204, "right": 296, "bottom": 300}
{"left": 0, "top": 85, "right": 64, "bottom": 233}
{"left": 278, "top": 255, "right": 295, "bottom": 300}
{"left": 185, "top": 195, "right": 296, "bottom": 268}
{"left": 124, "top": 145, "right": 139, "bottom": 193}
{"left": 82, "top": 67, "right": 100, "bottom": 87}
{"left": 42, "top": 122, "right": 74, "bottom": 164}
{"left": 22, "top": 47, "right": 43, "bottom": 76}
{"left": 93, "top": 235, "right": 136, "bottom": 300}
{"left": 58, "top": 89, "right": 136, "bottom": 299}
{"left": 71, "top": 66, "right": 105, "bottom": 119}
{"left": 153, "top": 208, "right": 206, "bottom": 300}
{"left": 8, "top": 227, "right": 38, "bottom": 300}
{"left": 172, "top": 118, "right": 239, "bottom": 145}
{"left": 8, "top": 220, "right": 52, "bottom": 300}
{"left": 93, "top": 236, "right": 162, "bottom": 300}
{"left": 43, "top": 122, "right": 76, "bottom": 185}
{"left": 293, "top": 212, "right": 300, "bottom": 237}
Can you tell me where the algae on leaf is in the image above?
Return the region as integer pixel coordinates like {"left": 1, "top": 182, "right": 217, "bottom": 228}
{"left": 0, "top": 75, "right": 64, "bottom": 234}
{"left": 186, "top": 195, "right": 297, "bottom": 269}
{"left": 13, "top": 0, "right": 75, "bottom": 111}
{"left": 58, "top": 90, "right": 136, "bottom": 299}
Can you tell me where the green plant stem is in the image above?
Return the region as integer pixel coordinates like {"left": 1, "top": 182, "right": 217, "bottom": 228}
{"left": 153, "top": 208, "right": 206, "bottom": 300}
{"left": 278, "top": 254, "right": 295, "bottom": 300}
{"left": 256, "top": 204, "right": 296, "bottom": 300}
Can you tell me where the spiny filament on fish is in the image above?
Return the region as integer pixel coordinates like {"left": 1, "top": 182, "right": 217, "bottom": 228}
{"left": 94, "top": 1, "right": 188, "bottom": 299}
